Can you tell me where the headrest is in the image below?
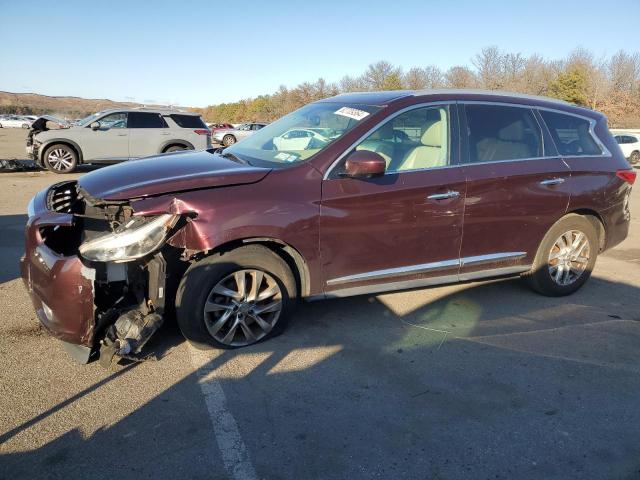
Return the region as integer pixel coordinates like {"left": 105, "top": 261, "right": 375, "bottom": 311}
{"left": 421, "top": 121, "right": 442, "bottom": 147}
{"left": 498, "top": 121, "right": 524, "bottom": 142}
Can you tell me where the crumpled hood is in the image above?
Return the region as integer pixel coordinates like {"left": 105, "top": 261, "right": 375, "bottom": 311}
{"left": 78, "top": 150, "right": 271, "bottom": 200}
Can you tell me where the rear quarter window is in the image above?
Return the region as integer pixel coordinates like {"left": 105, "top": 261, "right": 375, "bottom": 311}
{"left": 169, "top": 114, "right": 207, "bottom": 128}
{"left": 540, "top": 110, "right": 602, "bottom": 156}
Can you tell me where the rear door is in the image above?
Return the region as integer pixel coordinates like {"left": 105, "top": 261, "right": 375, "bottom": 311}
{"left": 458, "top": 103, "right": 570, "bottom": 278}
{"left": 320, "top": 104, "right": 466, "bottom": 295}
{"left": 128, "top": 112, "right": 170, "bottom": 158}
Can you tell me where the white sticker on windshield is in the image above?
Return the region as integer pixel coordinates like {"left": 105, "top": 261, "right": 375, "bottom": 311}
{"left": 334, "top": 107, "right": 370, "bottom": 121}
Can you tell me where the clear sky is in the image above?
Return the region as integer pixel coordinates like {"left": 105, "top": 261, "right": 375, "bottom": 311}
{"left": 1, "top": 0, "right": 638, "bottom": 107}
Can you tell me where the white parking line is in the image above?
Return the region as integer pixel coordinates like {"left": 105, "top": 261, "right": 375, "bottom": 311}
{"left": 188, "top": 346, "right": 258, "bottom": 480}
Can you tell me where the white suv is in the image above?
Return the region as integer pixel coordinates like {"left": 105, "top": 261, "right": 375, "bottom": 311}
{"left": 27, "top": 108, "right": 212, "bottom": 173}
{"left": 614, "top": 133, "right": 640, "bottom": 165}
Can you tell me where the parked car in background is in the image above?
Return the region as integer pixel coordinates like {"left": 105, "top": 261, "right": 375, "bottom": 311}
{"left": 0, "top": 115, "right": 32, "bottom": 128}
{"left": 213, "top": 122, "right": 267, "bottom": 146}
{"left": 27, "top": 108, "right": 211, "bottom": 173}
{"left": 21, "top": 90, "right": 634, "bottom": 364}
{"left": 273, "top": 128, "right": 330, "bottom": 150}
{"left": 614, "top": 133, "right": 640, "bottom": 164}
{"left": 208, "top": 123, "right": 234, "bottom": 132}
{"left": 22, "top": 115, "right": 39, "bottom": 122}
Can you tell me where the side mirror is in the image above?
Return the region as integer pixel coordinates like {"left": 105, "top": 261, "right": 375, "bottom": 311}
{"left": 90, "top": 121, "right": 101, "bottom": 130}
{"left": 342, "top": 150, "right": 386, "bottom": 178}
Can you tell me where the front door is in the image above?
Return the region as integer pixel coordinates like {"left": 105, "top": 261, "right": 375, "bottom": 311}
{"left": 459, "top": 103, "right": 571, "bottom": 279}
{"left": 320, "top": 104, "right": 466, "bottom": 296}
{"left": 81, "top": 112, "right": 130, "bottom": 161}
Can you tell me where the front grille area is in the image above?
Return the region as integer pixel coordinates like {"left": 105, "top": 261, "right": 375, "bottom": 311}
{"left": 46, "top": 181, "right": 79, "bottom": 213}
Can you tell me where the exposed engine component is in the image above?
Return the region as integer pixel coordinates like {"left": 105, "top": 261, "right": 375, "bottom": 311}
{"left": 99, "top": 310, "right": 164, "bottom": 367}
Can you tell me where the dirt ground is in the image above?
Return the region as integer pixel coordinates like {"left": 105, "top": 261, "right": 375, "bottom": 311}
{"left": 0, "top": 128, "right": 29, "bottom": 160}
{"left": 0, "top": 168, "right": 639, "bottom": 479}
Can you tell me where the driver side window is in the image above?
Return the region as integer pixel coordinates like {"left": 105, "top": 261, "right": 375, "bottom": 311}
{"left": 354, "top": 106, "right": 449, "bottom": 173}
{"left": 98, "top": 113, "right": 127, "bottom": 129}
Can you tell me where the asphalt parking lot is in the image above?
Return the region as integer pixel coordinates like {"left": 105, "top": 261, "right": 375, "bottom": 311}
{"left": 0, "top": 168, "right": 639, "bottom": 480}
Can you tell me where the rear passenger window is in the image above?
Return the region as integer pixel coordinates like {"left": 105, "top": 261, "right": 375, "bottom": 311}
{"left": 465, "top": 105, "right": 543, "bottom": 163}
{"left": 170, "top": 114, "right": 207, "bottom": 128}
{"left": 540, "top": 111, "right": 602, "bottom": 156}
{"left": 128, "top": 112, "right": 168, "bottom": 128}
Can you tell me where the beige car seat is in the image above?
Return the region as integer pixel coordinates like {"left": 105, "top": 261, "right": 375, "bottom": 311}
{"left": 398, "top": 115, "right": 447, "bottom": 171}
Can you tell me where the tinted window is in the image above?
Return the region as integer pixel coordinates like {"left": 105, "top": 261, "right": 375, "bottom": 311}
{"left": 354, "top": 106, "right": 449, "bottom": 173}
{"left": 128, "top": 112, "right": 168, "bottom": 128}
{"left": 465, "top": 105, "right": 543, "bottom": 163}
{"left": 540, "top": 110, "right": 601, "bottom": 156}
{"left": 169, "top": 114, "right": 207, "bottom": 128}
{"left": 251, "top": 124, "right": 264, "bottom": 131}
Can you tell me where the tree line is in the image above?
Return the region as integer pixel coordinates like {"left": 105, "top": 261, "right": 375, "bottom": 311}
{"left": 195, "top": 47, "right": 640, "bottom": 128}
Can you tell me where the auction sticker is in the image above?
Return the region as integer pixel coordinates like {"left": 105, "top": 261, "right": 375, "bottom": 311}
{"left": 334, "top": 107, "right": 370, "bottom": 121}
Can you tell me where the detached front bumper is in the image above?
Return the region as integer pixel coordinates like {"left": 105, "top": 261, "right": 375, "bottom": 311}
{"left": 20, "top": 188, "right": 96, "bottom": 347}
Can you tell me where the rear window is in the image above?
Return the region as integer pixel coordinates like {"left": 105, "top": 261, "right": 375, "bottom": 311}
{"left": 465, "top": 104, "right": 543, "bottom": 163}
{"left": 540, "top": 110, "right": 602, "bottom": 156}
{"left": 169, "top": 114, "right": 207, "bottom": 128}
{"left": 128, "top": 112, "right": 168, "bottom": 128}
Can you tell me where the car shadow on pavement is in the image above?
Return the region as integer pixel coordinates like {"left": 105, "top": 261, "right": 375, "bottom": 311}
{"left": 2, "top": 273, "right": 640, "bottom": 479}
{"left": 0, "top": 214, "right": 28, "bottom": 283}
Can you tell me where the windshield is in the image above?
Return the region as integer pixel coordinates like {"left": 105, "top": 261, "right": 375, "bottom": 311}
{"left": 76, "top": 111, "right": 104, "bottom": 126}
{"left": 224, "top": 102, "right": 381, "bottom": 165}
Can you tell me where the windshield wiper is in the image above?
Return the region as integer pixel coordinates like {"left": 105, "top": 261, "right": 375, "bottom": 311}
{"left": 219, "top": 151, "right": 250, "bottom": 165}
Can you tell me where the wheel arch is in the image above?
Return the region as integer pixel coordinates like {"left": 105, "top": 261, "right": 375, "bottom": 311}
{"left": 39, "top": 139, "right": 84, "bottom": 165}
{"left": 565, "top": 209, "right": 606, "bottom": 251}
{"left": 193, "top": 237, "right": 311, "bottom": 298}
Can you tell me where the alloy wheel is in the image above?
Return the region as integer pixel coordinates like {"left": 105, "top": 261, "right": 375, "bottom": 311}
{"left": 548, "top": 229, "right": 590, "bottom": 286}
{"left": 47, "top": 148, "right": 74, "bottom": 171}
{"left": 203, "top": 269, "right": 282, "bottom": 346}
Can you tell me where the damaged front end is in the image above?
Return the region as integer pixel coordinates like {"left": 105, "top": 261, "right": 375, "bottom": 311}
{"left": 21, "top": 180, "right": 189, "bottom": 365}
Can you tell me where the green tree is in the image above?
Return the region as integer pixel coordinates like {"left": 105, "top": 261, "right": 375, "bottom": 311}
{"left": 547, "top": 68, "right": 588, "bottom": 106}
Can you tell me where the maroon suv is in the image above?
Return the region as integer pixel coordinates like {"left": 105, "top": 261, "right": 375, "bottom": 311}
{"left": 21, "top": 90, "right": 635, "bottom": 363}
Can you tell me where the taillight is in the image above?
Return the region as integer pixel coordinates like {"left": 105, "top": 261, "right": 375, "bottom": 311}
{"left": 616, "top": 170, "right": 637, "bottom": 185}
{"left": 194, "top": 129, "right": 210, "bottom": 136}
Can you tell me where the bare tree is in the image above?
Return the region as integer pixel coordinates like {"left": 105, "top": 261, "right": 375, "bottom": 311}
{"left": 362, "top": 61, "right": 401, "bottom": 90}
{"left": 473, "top": 46, "right": 504, "bottom": 90}
{"left": 445, "top": 66, "right": 478, "bottom": 88}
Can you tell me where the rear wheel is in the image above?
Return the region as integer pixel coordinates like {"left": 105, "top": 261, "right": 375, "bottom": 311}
{"left": 524, "top": 214, "right": 598, "bottom": 296}
{"left": 164, "top": 145, "right": 188, "bottom": 153}
{"left": 176, "top": 245, "right": 297, "bottom": 349}
{"left": 42, "top": 144, "right": 78, "bottom": 173}
{"left": 222, "top": 135, "right": 236, "bottom": 147}
{"left": 630, "top": 151, "right": 640, "bottom": 165}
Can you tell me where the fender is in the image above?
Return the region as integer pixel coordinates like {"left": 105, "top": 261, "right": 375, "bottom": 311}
{"left": 38, "top": 138, "right": 84, "bottom": 164}
{"left": 158, "top": 139, "right": 195, "bottom": 153}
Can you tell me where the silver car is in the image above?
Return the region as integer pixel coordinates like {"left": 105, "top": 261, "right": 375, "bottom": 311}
{"left": 213, "top": 122, "right": 267, "bottom": 146}
{"left": 27, "top": 108, "right": 211, "bottom": 173}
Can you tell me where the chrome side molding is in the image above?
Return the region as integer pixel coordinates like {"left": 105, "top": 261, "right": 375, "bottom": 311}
{"left": 326, "top": 252, "right": 527, "bottom": 287}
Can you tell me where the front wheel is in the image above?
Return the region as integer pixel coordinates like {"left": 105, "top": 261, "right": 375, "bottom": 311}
{"left": 630, "top": 151, "right": 640, "bottom": 165}
{"left": 524, "top": 214, "right": 598, "bottom": 296}
{"left": 176, "top": 245, "right": 297, "bottom": 349}
{"left": 164, "top": 145, "right": 188, "bottom": 153}
{"left": 42, "top": 144, "right": 78, "bottom": 173}
{"left": 222, "top": 135, "right": 236, "bottom": 147}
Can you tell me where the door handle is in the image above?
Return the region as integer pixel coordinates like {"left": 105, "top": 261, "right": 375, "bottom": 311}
{"left": 539, "top": 178, "right": 565, "bottom": 186}
{"left": 427, "top": 190, "right": 460, "bottom": 201}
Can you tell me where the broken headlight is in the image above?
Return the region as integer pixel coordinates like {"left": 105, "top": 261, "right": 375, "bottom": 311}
{"left": 79, "top": 214, "right": 178, "bottom": 263}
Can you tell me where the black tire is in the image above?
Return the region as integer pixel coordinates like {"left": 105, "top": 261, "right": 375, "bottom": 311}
{"left": 630, "top": 151, "right": 640, "bottom": 165}
{"left": 0, "top": 123, "right": 3, "bottom": 128}
{"left": 42, "top": 143, "right": 78, "bottom": 173}
{"left": 164, "top": 145, "right": 188, "bottom": 153}
{"left": 176, "top": 245, "right": 297, "bottom": 350}
{"left": 524, "top": 214, "right": 598, "bottom": 296}
{"left": 222, "top": 135, "right": 236, "bottom": 147}
{"left": 22, "top": 123, "right": 30, "bottom": 129}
